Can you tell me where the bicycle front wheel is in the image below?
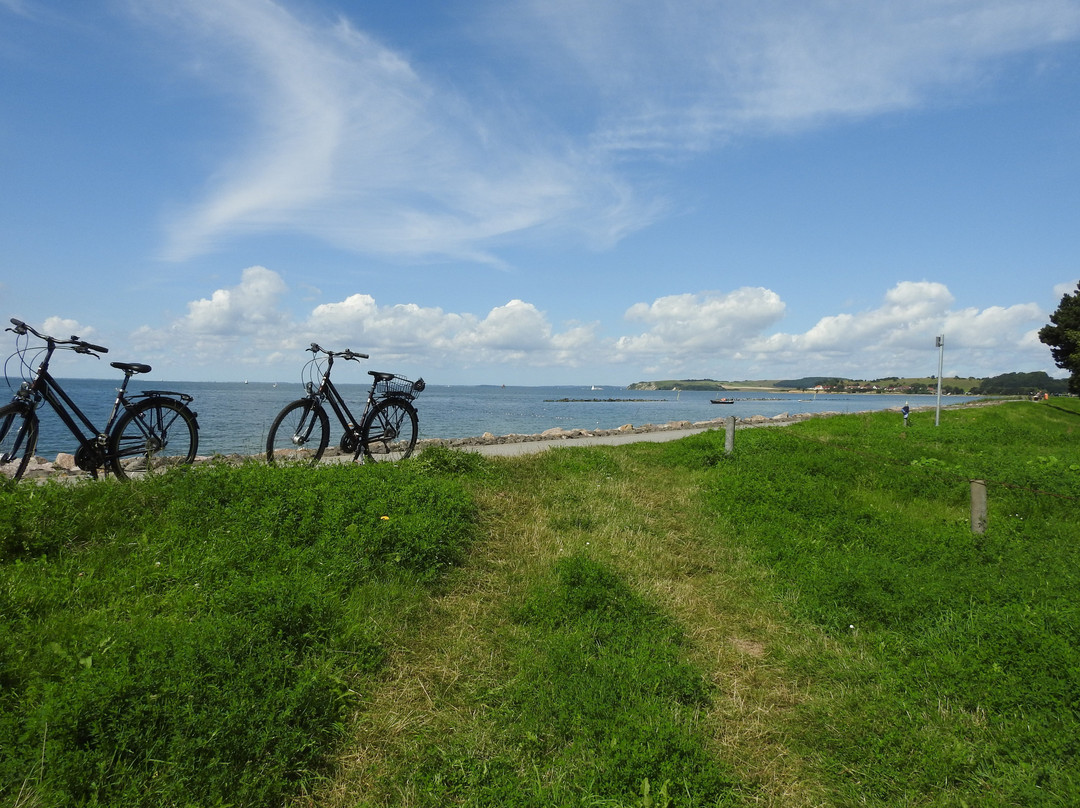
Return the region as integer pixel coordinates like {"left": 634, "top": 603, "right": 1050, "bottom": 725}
{"left": 0, "top": 403, "right": 39, "bottom": 480}
{"left": 266, "top": 399, "right": 329, "bottom": 465}
{"left": 359, "top": 397, "right": 418, "bottom": 463}
{"left": 109, "top": 397, "right": 199, "bottom": 479}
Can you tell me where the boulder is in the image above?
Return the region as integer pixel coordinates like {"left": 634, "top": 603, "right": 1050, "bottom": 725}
{"left": 54, "top": 453, "right": 78, "bottom": 471}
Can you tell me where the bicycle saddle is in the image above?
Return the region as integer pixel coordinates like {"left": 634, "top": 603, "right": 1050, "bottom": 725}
{"left": 111, "top": 362, "right": 152, "bottom": 375}
{"left": 368, "top": 371, "right": 396, "bottom": 382}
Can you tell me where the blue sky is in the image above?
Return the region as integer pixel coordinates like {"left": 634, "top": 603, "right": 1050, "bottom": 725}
{"left": 2, "top": 0, "right": 1078, "bottom": 385}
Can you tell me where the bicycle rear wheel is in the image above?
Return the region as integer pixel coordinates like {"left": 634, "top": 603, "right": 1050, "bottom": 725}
{"left": 0, "top": 403, "right": 39, "bottom": 480}
{"left": 359, "top": 397, "right": 418, "bottom": 463}
{"left": 266, "top": 399, "right": 329, "bottom": 465}
{"left": 109, "top": 397, "right": 199, "bottom": 479}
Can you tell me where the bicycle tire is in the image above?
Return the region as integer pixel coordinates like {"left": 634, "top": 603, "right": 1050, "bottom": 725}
{"left": 0, "top": 402, "right": 39, "bottom": 481}
{"left": 108, "top": 397, "right": 199, "bottom": 479}
{"left": 266, "top": 399, "right": 329, "bottom": 465}
{"left": 359, "top": 397, "right": 418, "bottom": 463}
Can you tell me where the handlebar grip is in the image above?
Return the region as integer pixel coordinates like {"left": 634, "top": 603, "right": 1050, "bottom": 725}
{"left": 82, "top": 342, "right": 109, "bottom": 354}
{"left": 9, "top": 318, "right": 27, "bottom": 334}
{"left": 310, "top": 343, "right": 322, "bottom": 353}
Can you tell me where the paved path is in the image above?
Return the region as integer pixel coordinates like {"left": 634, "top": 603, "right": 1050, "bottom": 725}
{"left": 462, "top": 426, "right": 716, "bottom": 456}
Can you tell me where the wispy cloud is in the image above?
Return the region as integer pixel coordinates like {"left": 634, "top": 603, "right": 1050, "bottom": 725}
{"left": 494, "top": 0, "right": 1080, "bottom": 152}
{"left": 139, "top": 0, "right": 652, "bottom": 262}
{"left": 132, "top": 0, "right": 1080, "bottom": 266}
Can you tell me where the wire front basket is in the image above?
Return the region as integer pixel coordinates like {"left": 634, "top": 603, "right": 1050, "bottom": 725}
{"left": 376, "top": 375, "right": 425, "bottom": 400}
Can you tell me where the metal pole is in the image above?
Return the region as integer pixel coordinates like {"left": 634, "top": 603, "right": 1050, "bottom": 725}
{"left": 935, "top": 335, "right": 944, "bottom": 426}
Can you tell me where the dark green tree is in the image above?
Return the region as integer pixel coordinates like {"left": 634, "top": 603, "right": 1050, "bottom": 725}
{"left": 1039, "top": 282, "right": 1080, "bottom": 394}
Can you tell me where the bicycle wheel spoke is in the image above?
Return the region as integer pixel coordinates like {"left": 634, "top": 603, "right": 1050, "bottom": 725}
{"left": 0, "top": 405, "right": 39, "bottom": 479}
{"left": 109, "top": 398, "right": 198, "bottom": 478}
{"left": 360, "top": 398, "right": 418, "bottom": 463}
{"left": 266, "top": 399, "right": 328, "bottom": 464}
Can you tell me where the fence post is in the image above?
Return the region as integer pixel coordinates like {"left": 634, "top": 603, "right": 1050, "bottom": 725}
{"left": 970, "top": 479, "right": 988, "bottom": 534}
{"left": 725, "top": 416, "right": 736, "bottom": 455}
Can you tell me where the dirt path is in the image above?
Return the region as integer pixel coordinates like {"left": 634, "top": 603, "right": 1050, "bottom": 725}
{"left": 303, "top": 442, "right": 827, "bottom": 807}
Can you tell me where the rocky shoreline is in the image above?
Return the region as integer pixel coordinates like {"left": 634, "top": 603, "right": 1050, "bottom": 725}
{"left": 8, "top": 410, "right": 838, "bottom": 481}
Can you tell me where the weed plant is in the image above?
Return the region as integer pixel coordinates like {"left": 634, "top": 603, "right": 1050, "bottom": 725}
{"left": 0, "top": 459, "right": 475, "bottom": 807}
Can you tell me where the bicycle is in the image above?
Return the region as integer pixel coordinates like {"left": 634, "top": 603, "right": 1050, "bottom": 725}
{"left": 265, "top": 343, "right": 424, "bottom": 465}
{"left": 0, "top": 318, "right": 199, "bottom": 480}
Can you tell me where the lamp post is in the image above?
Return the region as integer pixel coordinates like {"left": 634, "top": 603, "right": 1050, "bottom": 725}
{"left": 935, "top": 335, "right": 944, "bottom": 426}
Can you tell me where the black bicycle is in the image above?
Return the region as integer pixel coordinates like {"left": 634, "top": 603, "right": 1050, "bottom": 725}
{"left": 0, "top": 318, "right": 199, "bottom": 480}
{"left": 265, "top": 343, "right": 424, "bottom": 465}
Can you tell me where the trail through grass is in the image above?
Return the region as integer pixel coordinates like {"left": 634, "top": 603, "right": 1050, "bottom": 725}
{"left": 312, "top": 444, "right": 828, "bottom": 807}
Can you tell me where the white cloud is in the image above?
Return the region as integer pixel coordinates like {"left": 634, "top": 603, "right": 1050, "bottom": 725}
{"left": 41, "top": 316, "right": 94, "bottom": 341}
{"left": 132, "top": 268, "right": 1056, "bottom": 381}
{"left": 140, "top": 0, "right": 652, "bottom": 263}
{"left": 181, "top": 266, "right": 289, "bottom": 335}
{"left": 1052, "top": 279, "right": 1080, "bottom": 298}
{"left": 617, "top": 288, "right": 786, "bottom": 356}
{"left": 132, "top": 1, "right": 1080, "bottom": 264}
{"left": 496, "top": 0, "right": 1080, "bottom": 152}
{"left": 609, "top": 280, "right": 1051, "bottom": 378}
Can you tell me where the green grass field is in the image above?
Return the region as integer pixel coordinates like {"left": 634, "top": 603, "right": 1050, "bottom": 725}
{"left": 2, "top": 398, "right": 1078, "bottom": 806}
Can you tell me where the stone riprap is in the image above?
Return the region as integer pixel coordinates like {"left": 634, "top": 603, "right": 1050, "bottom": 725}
{"left": 6, "top": 411, "right": 834, "bottom": 481}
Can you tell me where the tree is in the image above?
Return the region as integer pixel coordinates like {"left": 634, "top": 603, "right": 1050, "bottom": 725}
{"left": 1039, "top": 282, "right": 1080, "bottom": 394}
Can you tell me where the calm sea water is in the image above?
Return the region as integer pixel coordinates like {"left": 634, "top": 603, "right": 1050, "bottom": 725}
{"left": 12, "top": 378, "right": 979, "bottom": 459}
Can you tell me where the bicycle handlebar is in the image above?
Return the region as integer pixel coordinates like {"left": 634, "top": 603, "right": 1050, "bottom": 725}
{"left": 8, "top": 317, "right": 109, "bottom": 355}
{"left": 308, "top": 342, "right": 368, "bottom": 361}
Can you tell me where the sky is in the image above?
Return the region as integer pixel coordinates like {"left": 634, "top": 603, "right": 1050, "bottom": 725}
{"left": 1, "top": 0, "right": 1079, "bottom": 386}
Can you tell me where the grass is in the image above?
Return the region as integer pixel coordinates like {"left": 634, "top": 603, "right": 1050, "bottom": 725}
{"left": 2, "top": 400, "right": 1079, "bottom": 806}
{"left": 0, "top": 459, "right": 476, "bottom": 807}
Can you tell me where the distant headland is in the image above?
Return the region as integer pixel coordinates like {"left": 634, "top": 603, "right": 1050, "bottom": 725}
{"left": 628, "top": 372, "right": 1068, "bottom": 396}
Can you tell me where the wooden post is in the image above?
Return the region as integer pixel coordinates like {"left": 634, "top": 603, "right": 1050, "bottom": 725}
{"left": 725, "top": 416, "right": 735, "bottom": 455}
{"left": 970, "top": 479, "right": 988, "bottom": 534}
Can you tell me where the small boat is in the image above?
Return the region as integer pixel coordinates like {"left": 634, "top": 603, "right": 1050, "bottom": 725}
{"left": 710, "top": 398, "right": 734, "bottom": 404}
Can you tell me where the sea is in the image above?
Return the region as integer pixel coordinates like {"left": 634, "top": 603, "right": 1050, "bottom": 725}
{"left": 11, "top": 378, "right": 982, "bottom": 460}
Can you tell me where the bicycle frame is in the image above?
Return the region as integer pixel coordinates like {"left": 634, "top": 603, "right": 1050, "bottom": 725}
{"left": 305, "top": 351, "right": 374, "bottom": 439}
{"left": 12, "top": 337, "right": 131, "bottom": 457}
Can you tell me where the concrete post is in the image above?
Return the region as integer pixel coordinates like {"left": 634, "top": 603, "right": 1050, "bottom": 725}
{"left": 971, "top": 479, "right": 988, "bottom": 534}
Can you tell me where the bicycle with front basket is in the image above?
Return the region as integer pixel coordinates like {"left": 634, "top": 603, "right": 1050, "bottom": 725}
{"left": 0, "top": 318, "right": 199, "bottom": 480}
{"left": 265, "top": 343, "right": 424, "bottom": 465}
